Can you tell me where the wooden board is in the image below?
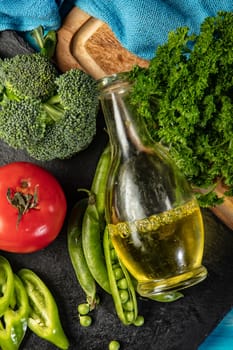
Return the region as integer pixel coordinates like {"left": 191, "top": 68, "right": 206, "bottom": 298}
{"left": 55, "top": 7, "right": 90, "bottom": 72}
{"left": 55, "top": 7, "right": 149, "bottom": 78}
{"left": 210, "top": 182, "right": 233, "bottom": 230}
{"left": 55, "top": 7, "right": 233, "bottom": 231}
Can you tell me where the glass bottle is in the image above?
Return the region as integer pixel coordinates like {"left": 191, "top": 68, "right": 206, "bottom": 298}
{"left": 98, "top": 73, "right": 207, "bottom": 298}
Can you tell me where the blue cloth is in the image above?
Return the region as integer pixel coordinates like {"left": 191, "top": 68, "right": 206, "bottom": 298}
{"left": 75, "top": 0, "right": 233, "bottom": 59}
{"left": 0, "top": 0, "right": 64, "bottom": 32}
{"left": 0, "top": 0, "right": 232, "bottom": 59}
{"left": 199, "top": 309, "right": 233, "bottom": 349}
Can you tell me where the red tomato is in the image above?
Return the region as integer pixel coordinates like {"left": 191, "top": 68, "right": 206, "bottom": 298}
{"left": 0, "top": 162, "right": 67, "bottom": 253}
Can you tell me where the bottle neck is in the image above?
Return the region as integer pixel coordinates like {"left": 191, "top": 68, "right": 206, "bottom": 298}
{"left": 98, "top": 74, "right": 151, "bottom": 157}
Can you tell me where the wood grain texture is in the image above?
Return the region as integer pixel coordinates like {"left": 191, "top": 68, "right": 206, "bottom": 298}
{"left": 72, "top": 20, "right": 149, "bottom": 79}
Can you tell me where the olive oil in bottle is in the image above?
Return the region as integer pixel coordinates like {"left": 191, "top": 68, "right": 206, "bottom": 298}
{"left": 98, "top": 73, "right": 207, "bottom": 298}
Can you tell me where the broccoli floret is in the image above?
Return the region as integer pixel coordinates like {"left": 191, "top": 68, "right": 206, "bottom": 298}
{"left": 0, "top": 53, "right": 58, "bottom": 101}
{"left": 55, "top": 68, "right": 98, "bottom": 110}
{"left": 26, "top": 69, "right": 99, "bottom": 161}
{"left": 0, "top": 97, "right": 49, "bottom": 149}
{"left": 27, "top": 108, "right": 96, "bottom": 160}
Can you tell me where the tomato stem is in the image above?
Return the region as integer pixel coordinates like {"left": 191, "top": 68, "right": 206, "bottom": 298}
{"left": 6, "top": 184, "right": 39, "bottom": 227}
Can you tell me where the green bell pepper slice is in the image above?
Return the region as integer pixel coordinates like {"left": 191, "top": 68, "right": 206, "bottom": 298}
{"left": 18, "top": 268, "right": 69, "bottom": 350}
{"left": 0, "top": 273, "right": 29, "bottom": 350}
{"left": 0, "top": 256, "right": 14, "bottom": 316}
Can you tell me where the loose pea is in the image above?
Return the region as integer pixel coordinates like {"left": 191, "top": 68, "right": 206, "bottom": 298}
{"left": 119, "top": 290, "right": 129, "bottom": 304}
{"left": 79, "top": 315, "right": 92, "bottom": 327}
{"left": 133, "top": 315, "right": 145, "bottom": 327}
{"left": 109, "top": 340, "right": 120, "bottom": 350}
{"left": 117, "top": 278, "right": 128, "bottom": 290}
{"left": 78, "top": 303, "right": 90, "bottom": 315}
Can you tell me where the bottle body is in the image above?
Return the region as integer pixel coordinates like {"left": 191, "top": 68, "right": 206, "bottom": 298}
{"left": 109, "top": 198, "right": 205, "bottom": 296}
{"left": 98, "top": 74, "right": 207, "bottom": 297}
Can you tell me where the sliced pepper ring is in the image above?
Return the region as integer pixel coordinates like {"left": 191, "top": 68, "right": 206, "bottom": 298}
{"left": 0, "top": 256, "right": 15, "bottom": 316}
{"left": 18, "top": 268, "right": 69, "bottom": 350}
{"left": 0, "top": 273, "right": 29, "bottom": 350}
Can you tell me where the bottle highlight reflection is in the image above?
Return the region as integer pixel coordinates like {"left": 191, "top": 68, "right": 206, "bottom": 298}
{"left": 98, "top": 73, "right": 207, "bottom": 298}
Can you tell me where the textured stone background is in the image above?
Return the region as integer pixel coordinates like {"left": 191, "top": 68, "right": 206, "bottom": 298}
{"left": 1, "top": 31, "right": 233, "bottom": 350}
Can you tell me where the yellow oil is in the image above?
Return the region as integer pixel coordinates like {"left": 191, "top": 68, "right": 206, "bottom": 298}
{"left": 108, "top": 199, "right": 205, "bottom": 285}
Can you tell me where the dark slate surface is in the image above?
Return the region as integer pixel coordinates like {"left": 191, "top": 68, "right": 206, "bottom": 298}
{"left": 1, "top": 31, "right": 233, "bottom": 350}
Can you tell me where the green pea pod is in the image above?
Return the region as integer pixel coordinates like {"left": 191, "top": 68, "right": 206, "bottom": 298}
{"left": 0, "top": 274, "right": 29, "bottom": 350}
{"left": 82, "top": 195, "right": 111, "bottom": 294}
{"left": 18, "top": 268, "right": 69, "bottom": 350}
{"left": 103, "top": 226, "right": 138, "bottom": 326}
{"left": 91, "top": 144, "right": 111, "bottom": 227}
{"left": 118, "top": 260, "right": 138, "bottom": 321}
{"left": 67, "top": 198, "right": 97, "bottom": 310}
{"left": 0, "top": 256, "right": 15, "bottom": 316}
{"left": 81, "top": 145, "right": 111, "bottom": 294}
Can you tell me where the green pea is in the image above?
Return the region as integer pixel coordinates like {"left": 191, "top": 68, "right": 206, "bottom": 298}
{"left": 125, "top": 311, "right": 135, "bottom": 323}
{"left": 117, "top": 278, "right": 128, "bottom": 290}
{"left": 79, "top": 315, "right": 92, "bottom": 327}
{"left": 77, "top": 303, "right": 90, "bottom": 315}
{"left": 109, "top": 340, "right": 120, "bottom": 350}
{"left": 110, "top": 248, "right": 117, "bottom": 261}
{"left": 133, "top": 315, "right": 145, "bottom": 327}
{"left": 123, "top": 300, "right": 134, "bottom": 311}
{"left": 119, "top": 290, "right": 129, "bottom": 304}
{"left": 112, "top": 263, "right": 120, "bottom": 270}
{"left": 114, "top": 267, "right": 124, "bottom": 280}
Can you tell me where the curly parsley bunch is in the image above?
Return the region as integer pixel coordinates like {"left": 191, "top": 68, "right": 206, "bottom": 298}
{"left": 129, "top": 11, "right": 233, "bottom": 207}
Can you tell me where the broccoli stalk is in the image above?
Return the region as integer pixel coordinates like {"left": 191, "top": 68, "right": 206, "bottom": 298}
{"left": 29, "top": 26, "right": 57, "bottom": 59}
